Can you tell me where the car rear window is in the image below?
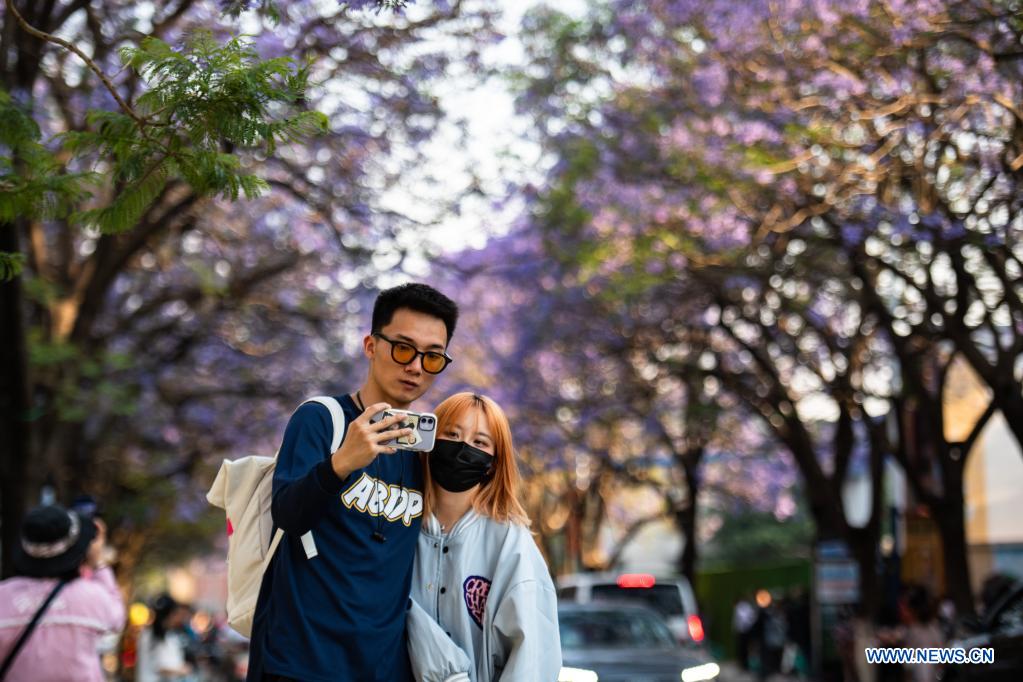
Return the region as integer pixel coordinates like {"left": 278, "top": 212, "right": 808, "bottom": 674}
{"left": 559, "top": 609, "right": 677, "bottom": 648}
{"left": 590, "top": 584, "right": 686, "bottom": 617}
{"left": 557, "top": 586, "right": 578, "bottom": 600}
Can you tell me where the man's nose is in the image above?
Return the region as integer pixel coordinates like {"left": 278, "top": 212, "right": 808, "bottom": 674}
{"left": 404, "top": 355, "right": 424, "bottom": 373}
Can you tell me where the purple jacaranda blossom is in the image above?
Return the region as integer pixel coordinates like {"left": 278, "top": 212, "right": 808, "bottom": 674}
{"left": 693, "top": 62, "right": 729, "bottom": 108}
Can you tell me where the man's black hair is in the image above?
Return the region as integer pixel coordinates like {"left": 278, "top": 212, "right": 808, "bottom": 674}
{"left": 372, "top": 283, "right": 458, "bottom": 342}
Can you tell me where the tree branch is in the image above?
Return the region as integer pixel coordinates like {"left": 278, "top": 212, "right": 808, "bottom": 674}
{"left": 4, "top": 0, "right": 145, "bottom": 129}
{"left": 602, "top": 513, "right": 665, "bottom": 571}
{"left": 960, "top": 399, "right": 998, "bottom": 465}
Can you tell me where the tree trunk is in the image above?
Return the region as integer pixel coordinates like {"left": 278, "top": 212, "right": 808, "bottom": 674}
{"left": 848, "top": 529, "right": 881, "bottom": 620}
{"left": 604, "top": 514, "right": 663, "bottom": 570}
{"left": 674, "top": 452, "right": 701, "bottom": 588}
{"left": 931, "top": 483, "right": 974, "bottom": 616}
{"left": 989, "top": 380, "right": 1023, "bottom": 456}
{"left": 564, "top": 488, "right": 583, "bottom": 574}
{"left": 2, "top": 1, "right": 51, "bottom": 579}
{"left": 0, "top": 224, "right": 33, "bottom": 578}
{"left": 675, "top": 499, "right": 697, "bottom": 588}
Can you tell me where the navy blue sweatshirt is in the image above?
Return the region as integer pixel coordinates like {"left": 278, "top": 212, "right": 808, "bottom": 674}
{"left": 247, "top": 394, "right": 424, "bottom": 682}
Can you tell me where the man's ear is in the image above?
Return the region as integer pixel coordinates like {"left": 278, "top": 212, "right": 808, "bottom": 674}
{"left": 363, "top": 334, "right": 376, "bottom": 359}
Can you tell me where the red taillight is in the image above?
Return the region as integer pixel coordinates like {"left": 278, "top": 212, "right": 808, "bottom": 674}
{"left": 688, "top": 614, "right": 705, "bottom": 642}
{"left": 617, "top": 573, "right": 656, "bottom": 588}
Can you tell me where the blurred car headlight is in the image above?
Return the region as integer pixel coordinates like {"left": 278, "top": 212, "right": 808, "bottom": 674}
{"left": 681, "top": 662, "right": 720, "bottom": 682}
{"left": 559, "top": 667, "right": 599, "bottom": 682}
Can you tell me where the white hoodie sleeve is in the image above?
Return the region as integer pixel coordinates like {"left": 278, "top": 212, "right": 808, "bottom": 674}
{"left": 406, "top": 598, "right": 473, "bottom": 682}
{"left": 491, "top": 579, "right": 562, "bottom": 681}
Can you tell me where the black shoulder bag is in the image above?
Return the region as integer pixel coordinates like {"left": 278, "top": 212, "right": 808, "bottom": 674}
{"left": 0, "top": 579, "right": 69, "bottom": 679}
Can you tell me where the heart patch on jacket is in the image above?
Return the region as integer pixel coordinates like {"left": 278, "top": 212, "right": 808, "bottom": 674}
{"left": 462, "top": 575, "right": 492, "bottom": 629}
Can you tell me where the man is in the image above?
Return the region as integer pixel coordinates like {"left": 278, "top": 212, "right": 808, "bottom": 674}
{"left": 247, "top": 283, "right": 459, "bottom": 682}
{"left": 732, "top": 594, "right": 756, "bottom": 672}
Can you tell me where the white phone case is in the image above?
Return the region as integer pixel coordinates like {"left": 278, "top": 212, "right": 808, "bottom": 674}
{"left": 370, "top": 409, "right": 438, "bottom": 452}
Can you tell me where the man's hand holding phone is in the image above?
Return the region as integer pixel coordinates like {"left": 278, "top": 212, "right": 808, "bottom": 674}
{"left": 331, "top": 402, "right": 413, "bottom": 481}
{"left": 369, "top": 409, "right": 437, "bottom": 451}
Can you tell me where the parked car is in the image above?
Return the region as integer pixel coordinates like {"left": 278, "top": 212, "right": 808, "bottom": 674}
{"left": 557, "top": 572, "right": 705, "bottom": 646}
{"left": 941, "top": 580, "right": 1023, "bottom": 682}
{"left": 557, "top": 603, "right": 720, "bottom": 682}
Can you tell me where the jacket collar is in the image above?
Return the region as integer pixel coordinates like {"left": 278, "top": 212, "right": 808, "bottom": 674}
{"left": 423, "top": 509, "right": 481, "bottom": 539}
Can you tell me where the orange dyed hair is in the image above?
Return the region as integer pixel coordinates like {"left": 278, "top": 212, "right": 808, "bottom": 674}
{"left": 422, "top": 392, "right": 531, "bottom": 526}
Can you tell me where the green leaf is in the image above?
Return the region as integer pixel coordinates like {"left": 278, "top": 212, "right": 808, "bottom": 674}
{"left": 0, "top": 251, "right": 25, "bottom": 280}
{"left": 5, "top": 29, "right": 329, "bottom": 260}
{"left": 74, "top": 160, "right": 170, "bottom": 233}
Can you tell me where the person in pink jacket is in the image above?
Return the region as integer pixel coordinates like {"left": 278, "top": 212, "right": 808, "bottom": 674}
{"left": 0, "top": 503, "right": 126, "bottom": 681}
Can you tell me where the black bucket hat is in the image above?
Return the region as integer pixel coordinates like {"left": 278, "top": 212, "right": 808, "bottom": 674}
{"left": 13, "top": 504, "right": 96, "bottom": 578}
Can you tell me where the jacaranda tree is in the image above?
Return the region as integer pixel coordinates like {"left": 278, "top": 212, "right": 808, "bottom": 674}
{"left": 0, "top": 0, "right": 498, "bottom": 581}
{"left": 512, "top": 0, "right": 1021, "bottom": 614}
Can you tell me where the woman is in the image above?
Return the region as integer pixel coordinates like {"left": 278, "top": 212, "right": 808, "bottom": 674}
{"left": 407, "top": 392, "right": 561, "bottom": 682}
{"left": 0, "top": 504, "right": 125, "bottom": 682}
{"left": 135, "top": 593, "right": 195, "bottom": 682}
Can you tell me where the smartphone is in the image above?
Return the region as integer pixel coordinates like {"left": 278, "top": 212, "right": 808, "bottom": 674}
{"left": 369, "top": 409, "right": 437, "bottom": 452}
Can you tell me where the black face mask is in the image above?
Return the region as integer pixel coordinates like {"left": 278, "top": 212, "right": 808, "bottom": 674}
{"left": 429, "top": 439, "right": 494, "bottom": 493}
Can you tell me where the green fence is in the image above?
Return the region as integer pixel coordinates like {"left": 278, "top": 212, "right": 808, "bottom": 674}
{"left": 695, "top": 559, "right": 812, "bottom": 661}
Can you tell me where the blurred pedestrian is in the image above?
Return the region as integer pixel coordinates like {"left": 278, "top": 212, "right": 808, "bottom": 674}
{"left": 135, "top": 594, "right": 195, "bottom": 682}
{"left": 783, "top": 588, "right": 811, "bottom": 677}
{"left": 877, "top": 583, "right": 944, "bottom": 682}
{"left": 0, "top": 503, "right": 125, "bottom": 682}
{"left": 756, "top": 593, "right": 787, "bottom": 681}
{"left": 833, "top": 604, "right": 860, "bottom": 682}
{"left": 732, "top": 594, "right": 757, "bottom": 671}
{"left": 216, "top": 620, "right": 250, "bottom": 682}
{"left": 876, "top": 582, "right": 904, "bottom": 682}
{"left": 900, "top": 585, "right": 944, "bottom": 682}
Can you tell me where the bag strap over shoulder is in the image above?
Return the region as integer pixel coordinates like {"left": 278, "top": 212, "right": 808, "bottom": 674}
{"left": 290, "top": 396, "right": 346, "bottom": 561}
{"left": 304, "top": 396, "right": 346, "bottom": 453}
{"left": 0, "top": 579, "right": 68, "bottom": 678}
{"left": 264, "top": 528, "right": 285, "bottom": 570}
